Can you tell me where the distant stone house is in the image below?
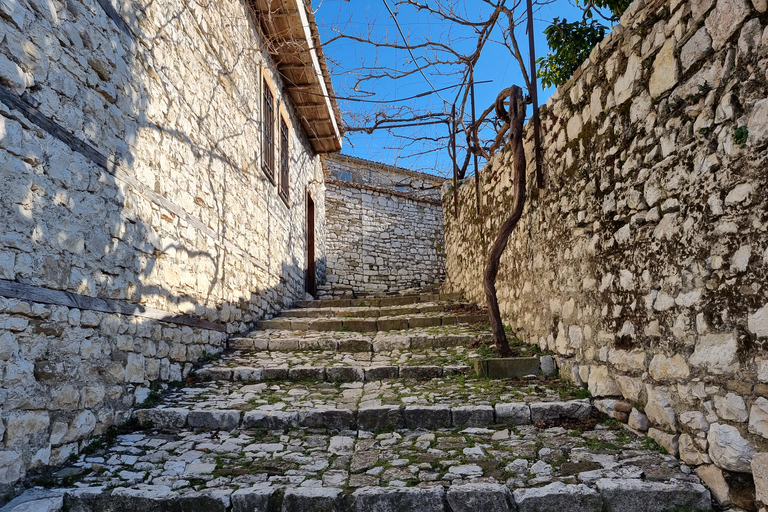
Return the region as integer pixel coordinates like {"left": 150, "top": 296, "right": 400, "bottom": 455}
{"left": 0, "top": 0, "right": 340, "bottom": 490}
{"left": 320, "top": 154, "right": 446, "bottom": 298}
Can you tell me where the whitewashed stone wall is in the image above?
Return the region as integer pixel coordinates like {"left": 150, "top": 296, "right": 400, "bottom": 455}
{"left": 444, "top": 0, "right": 768, "bottom": 495}
{"left": 324, "top": 181, "right": 445, "bottom": 296}
{"left": 0, "top": 0, "right": 326, "bottom": 490}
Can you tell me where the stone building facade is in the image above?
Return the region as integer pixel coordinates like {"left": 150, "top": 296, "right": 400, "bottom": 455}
{"left": 443, "top": 0, "right": 768, "bottom": 496}
{"left": 321, "top": 154, "right": 446, "bottom": 297}
{"left": 0, "top": 0, "right": 340, "bottom": 490}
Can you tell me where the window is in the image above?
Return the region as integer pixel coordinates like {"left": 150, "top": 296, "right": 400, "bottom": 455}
{"left": 262, "top": 83, "right": 275, "bottom": 182}
{"left": 279, "top": 116, "right": 289, "bottom": 205}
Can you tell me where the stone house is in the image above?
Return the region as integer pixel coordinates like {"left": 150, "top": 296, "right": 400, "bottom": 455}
{"left": 321, "top": 154, "right": 446, "bottom": 298}
{"left": 0, "top": 0, "right": 341, "bottom": 489}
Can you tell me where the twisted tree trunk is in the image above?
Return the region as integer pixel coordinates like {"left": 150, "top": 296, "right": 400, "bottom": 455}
{"left": 483, "top": 85, "right": 527, "bottom": 358}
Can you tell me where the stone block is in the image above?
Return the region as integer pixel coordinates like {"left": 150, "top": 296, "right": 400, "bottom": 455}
{"left": 434, "top": 334, "right": 474, "bottom": 347}
{"left": 232, "top": 367, "right": 263, "bottom": 382}
{"left": 342, "top": 319, "right": 378, "bottom": 332}
{"left": 474, "top": 357, "right": 540, "bottom": 379}
{"left": 337, "top": 338, "right": 372, "bottom": 352}
{"left": 288, "top": 366, "right": 325, "bottom": 381}
{"left": 530, "top": 400, "right": 591, "bottom": 424}
{"left": 587, "top": 366, "right": 621, "bottom": 397}
{"left": 0, "top": 488, "right": 64, "bottom": 512}
{"left": 403, "top": 405, "right": 451, "bottom": 429}
{"left": 649, "top": 37, "right": 679, "bottom": 99}
{"left": 596, "top": 478, "right": 712, "bottom": 512}
{"left": 298, "top": 409, "right": 355, "bottom": 430}
{"left": 513, "top": 482, "right": 602, "bottom": 512}
{"left": 288, "top": 320, "right": 310, "bottom": 330}
{"left": 446, "top": 483, "right": 513, "bottom": 512}
{"left": 282, "top": 487, "right": 342, "bottom": 512}
{"left": 263, "top": 367, "right": 289, "bottom": 380}
{"left": 540, "top": 355, "right": 556, "bottom": 376}
{"left": 372, "top": 334, "right": 410, "bottom": 351}
{"left": 644, "top": 385, "right": 677, "bottom": 430}
{"left": 364, "top": 366, "right": 399, "bottom": 380}
{"left": 308, "top": 319, "right": 343, "bottom": 331}
{"left": 269, "top": 339, "right": 300, "bottom": 351}
{"left": 228, "top": 338, "right": 255, "bottom": 350}
{"left": 705, "top": 0, "right": 750, "bottom": 50}
{"left": 0, "top": 450, "right": 23, "bottom": 485}
{"left": 349, "top": 486, "right": 445, "bottom": 512}
{"left": 326, "top": 366, "right": 364, "bottom": 382}
{"left": 133, "top": 408, "right": 189, "bottom": 429}
{"left": 689, "top": 334, "right": 739, "bottom": 375}
{"left": 377, "top": 318, "right": 408, "bottom": 331}
{"left": 408, "top": 316, "right": 442, "bottom": 328}
{"left": 399, "top": 366, "right": 441, "bottom": 379}
{"left": 648, "top": 428, "right": 679, "bottom": 456}
{"left": 357, "top": 405, "right": 402, "bottom": 431}
{"left": 187, "top": 410, "right": 241, "bottom": 431}
{"left": 495, "top": 403, "right": 532, "bottom": 425}
{"left": 452, "top": 405, "right": 494, "bottom": 427}
{"left": 242, "top": 411, "right": 298, "bottom": 430}
{"left": 681, "top": 27, "right": 712, "bottom": 71}
{"left": 708, "top": 422, "right": 755, "bottom": 472}
{"left": 750, "top": 397, "right": 768, "bottom": 439}
{"left": 257, "top": 319, "right": 292, "bottom": 330}
{"left": 753, "top": 454, "right": 768, "bottom": 506}
{"left": 695, "top": 465, "right": 732, "bottom": 507}
{"left": 714, "top": 392, "right": 748, "bottom": 422}
{"left": 680, "top": 433, "right": 711, "bottom": 466}
{"left": 628, "top": 409, "right": 650, "bottom": 431}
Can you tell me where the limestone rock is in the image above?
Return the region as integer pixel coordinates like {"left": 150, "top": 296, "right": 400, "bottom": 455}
{"left": 495, "top": 403, "right": 531, "bottom": 425}
{"left": 695, "top": 465, "right": 733, "bottom": 507}
{"left": 705, "top": 0, "right": 751, "bottom": 50}
{"left": 649, "top": 38, "right": 679, "bottom": 98}
{"left": 513, "top": 482, "right": 602, "bottom": 512}
{"left": 680, "top": 411, "right": 710, "bottom": 432}
{"left": 349, "top": 486, "right": 445, "bottom": 512}
{"left": 750, "top": 397, "right": 768, "bottom": 439}
{"left": 283, "top": 487, "right": 342, "bottom": 511}
{"left": 645, "top": 385, "right": 677, "bottom": 430}
{"left": 708, "top": 423, "right": 755, "bottom": 472}
{"left": 714, "top": 393, "right": 748, "bottom": 422}
{"left": 629, "top": 409, "right": 650, "bottom": 431}
{"left": 446, "top": 483, "right": 514, "bottom": 512}
{"left": 753, "top": 453, "right": 768, "bottom": 506}
{"left": 681, "top": 27, "right": 713, "bottom": 71}
{"left": 616, "top": 375, "right": 644, "bottom": 402}
{"left": 689, "top": 333, "right": 739, "bottom": 374}
{"left": 649, "top": 354, "right": 690, "bottom": 381}
{"left": 588, "top": 366, "right": 622, "bottom": 397}
{"left": 0, "top": 450, "right": 23, "bottom": 485}
{"left": 596, "top": 478, "right": 711, "bottom": 512}
{"left": 649, "top": 428, "right": 680, "bottom": 456}
{"left": 680, "top": 433, "right": 712, "bottom": 466}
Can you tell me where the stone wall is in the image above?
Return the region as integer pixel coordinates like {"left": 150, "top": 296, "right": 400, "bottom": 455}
{"left": 444, "top": 0, "right": 768, "bottom": 494}
{"left": 0, "top": 0, "right": 328, "bottom": 490}
{"left": 323, "top": 179, "right": 445, "bottom": 297}
{"left": 324, "top": 154, "right": 443, "bottom": 201}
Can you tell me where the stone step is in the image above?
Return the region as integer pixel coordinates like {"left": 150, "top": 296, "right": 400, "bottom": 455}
{"left": 256, "top": 313, "right": 487, "bottom": 333}
{"left": 229, "top": 328, "right": 491, "bottom": 352}
{"left": 278, "top": 301, "right": 478, "bottom": 320}
{"left": 5, "top": 479, "right": 712, "bottom": 512}
{"left": 295, "top": 292, "right": 463, "bottom": 309}
{"left": 133, "top": 399, "right": 593, "bottom": 431}
{"left": 8, "top": 421, "right": 712, "bottom": 512}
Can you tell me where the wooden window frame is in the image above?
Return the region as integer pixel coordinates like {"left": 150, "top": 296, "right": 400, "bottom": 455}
{"left": 278, "top": 114, "right": 290, "bottom": 206}
{"left": 262, "top": 79, "right": 276, "bottom": 184}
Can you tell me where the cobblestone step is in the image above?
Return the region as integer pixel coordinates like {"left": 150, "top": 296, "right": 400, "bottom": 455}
{"left": 278, "top": 301, "right": 477, "bottom": 319}
{"left": 5, "top": 423, "right": 712, "bottom": 512}
{"left": 133, "top": 398, "right": 594, "bottom": 431}
{"left": 230, "top": 327, "right": 491, "bottom": 352}
{"left": 257, "top": 313, "right": 487, "bottom": 332}
{"left": 295, "top": 292, "right": 463, "bottom": 309}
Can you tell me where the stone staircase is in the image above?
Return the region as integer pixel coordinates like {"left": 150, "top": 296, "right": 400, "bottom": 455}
{"left": 2, "top": 287, "right": 715, "bottom": 512}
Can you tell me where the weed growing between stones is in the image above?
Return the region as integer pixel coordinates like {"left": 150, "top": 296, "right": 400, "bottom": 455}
{"left": 135, "top": 390, "right": 163, "bottom": 409}
{"left": 641, "top": 435, "right": 667, "bottom": 454}
{"left": 733, "top": 125, "right": 749, "bottom": 147}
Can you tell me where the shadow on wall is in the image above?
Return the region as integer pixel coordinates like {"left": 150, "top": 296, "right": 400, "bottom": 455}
{"left": 0, "top": 0, "right": 323, "bottom": 493}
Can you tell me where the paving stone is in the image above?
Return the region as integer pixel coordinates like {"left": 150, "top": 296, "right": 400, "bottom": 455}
{"left": 134, "top": 408, "right": 189, "bottom": 429}
{"left": 364, "top": 366, "right": 399, "bottom": 380}
{"left": 242, "top": 410, "right": 299, "bottom": 430}
{"left": 513, "top": 482, "right": 602, "bottom": 512}
{"left": 187, "top": 410, "right": 241, "bottom": 431}
{"left": 326, "top": 367, "right": 364, "bottom": 382}
{"left": 399, "top": 366, "right": 442, "bottom": 379}
{"left": 496, "top": 403, "right": 532, "bottom": 425}
{"left": 282, "top": 487, "right": 342, "bottom": 512}
{"left": 403, "top": 405, "right": 451, "bottom": 429}
{"left": 337, "top": 338, "right": 372, "bottom": 352}
{"left": 596, "top": 478, "right": 712, "bottom": 512}
{"left": 358, "top": 406, "right": 402, "bottom": 431}
{"left": 530, "top": 400, "right": 591, "bottom": 423}
{"left": 452, "top": 405, "right": 494, "bottom": 427}
{"left": 298, "top": 409, "right": 355, "bottom": 430}
{"left": 349, "top": 486, "right": 446, "bottom": 512}
{"left": 446, "top": 483, "right": 514, "bottom": 512}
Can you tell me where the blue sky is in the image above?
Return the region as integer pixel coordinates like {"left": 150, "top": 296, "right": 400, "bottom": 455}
{"left": 315, "top": 0, "right": 591, "bottom": 176}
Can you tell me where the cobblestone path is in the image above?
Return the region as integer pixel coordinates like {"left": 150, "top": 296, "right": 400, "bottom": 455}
{"left": 2, "top": 288, "right": 714, "bottom": 511}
